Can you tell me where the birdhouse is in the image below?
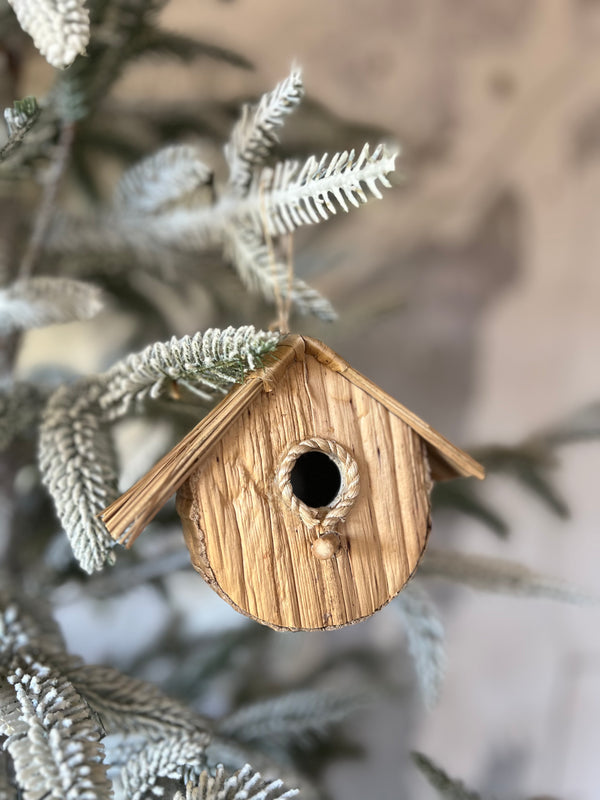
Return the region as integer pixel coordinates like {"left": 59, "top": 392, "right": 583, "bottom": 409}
{"left": 101, "top": 335, "right": 484, "bottom": 631}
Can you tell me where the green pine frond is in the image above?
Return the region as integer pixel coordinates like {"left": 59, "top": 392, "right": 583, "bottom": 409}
{"left": 475, "top": 444, "right": 569, "bottom": 519}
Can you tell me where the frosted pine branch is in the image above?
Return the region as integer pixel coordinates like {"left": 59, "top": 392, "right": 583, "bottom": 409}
{"left": 114, "top": 145, "right": 213, "bottom": 216}
{"left": 121, "top": 146, "right": 397, "bottom": 247}
{"left": 0, "top": 587, "right": 66, "bottom": 662}
{"left": 1, "top": 654, "right": 112, "bottom": 800}
{"left": 0, "top": 277, "right": 104, "bottom": 335}
{"left": 64, "top": 663, "right": 211, "bottom": 741}
{"left": 77, "top": 67, "right": 398, "bottom": 320}
{"left": 119, "top": 732, "right": 209, "bottom": 800}
{"left": 203, "top": 738, "right": 312, "bottom": 800}
{"left": 0, "top": 381, "right": 47, "bottom": 450}
{"left": 100, "top": 326, "right": 280, "bottom": 418}
{"left": 226, "top": 68, "right": 304, "bottom": 194}
{"left": 7, "top": 0, "right": 89, "bottom": 68}
{"left": 173, "top": 764, "right": 299, "bottom": 800}
{"left": 420, "top": 548, "right": 596, "bottom": 604}
{"left": 218, "top": 687, "right": 368, "bottom": 749}
{"left": 412, "top": 753, "right": 483, "bottom": 800}
{"left": 1, "top": 97, "right": 39, "bottom": 164}
{"left": 223, "top": 224, "right": 336, "bottom": 320}
{"left": 396, "top": 582, "right": 446, "bottom": 708}
{"left": 39, "top": 379, "right": 119, "bottom": 574}
{"left": 251, "top": 144, "right": 397, "bottom": 236}
{"left": 38, "top": 327, "right": 278, "bottom": 572}
{"left": 3, "top": 97, "right": 38, "bottom": 137}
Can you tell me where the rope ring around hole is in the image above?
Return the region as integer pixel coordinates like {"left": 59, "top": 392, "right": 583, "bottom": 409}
{"left": 277, "top": 438, "right": 360, "bottom": 535}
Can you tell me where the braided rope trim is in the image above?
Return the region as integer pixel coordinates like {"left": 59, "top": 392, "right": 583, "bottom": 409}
{"left": 276, "top": 438, "right": 360, "bottom": 535}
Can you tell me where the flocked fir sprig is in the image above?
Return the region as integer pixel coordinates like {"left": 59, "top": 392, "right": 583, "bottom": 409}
{"left": 6, "top": 0, "right": 90, "bottom": 68}
{"left": 0, "top": 276, "right": 104, "bottom": 335}
{"left": 52, "top": 67, "right": 398, "bottom": 320}
{"left": 172, "top": 764, "right": 299, "bottom": 800}
{"left": 0, "top": 587, "right": 356, "bottom": 800}
{"left": 38, "top": 326, "right": 280, "bottom": 573}
{"left": 0, "top": 586, "right": 211, "bottom": 800}
{"left": 1, "top": 96, "right": 40, "bottom": 163}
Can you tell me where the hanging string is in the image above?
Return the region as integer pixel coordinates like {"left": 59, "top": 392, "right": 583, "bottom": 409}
{"left": 283, "top": 232, "right": 294, "bottom": 331}
{"left": 259, "top": 181, "right": 292, "bottom": 334}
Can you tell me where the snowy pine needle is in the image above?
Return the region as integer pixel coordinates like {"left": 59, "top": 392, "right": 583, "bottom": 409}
{"left": 0, "top": 591, "right": 216, "bottom": 800}
{"left": 218, "top": 687, "right": 369, "bottom": 749}
{"left": 64, "top": 663, "right": 211, "bottom": 740}
{"left": 420, "top": 548, "right": 596, "bottom": 604}
{"left": 114, "top": 145, "right": 213, "bottom": 215}
{"left": 0, "top": 277, "right": 104, "bottom": 334}
{"left": 3, "top": 96, "right": 39, "bottom": 137}
{"left": 101, "top": 326, "right": 280, "bottom": 418}
{"left": 101, "top": 68, "right": 397, "bottom": 320}
{"left": 173, "top": 764, "right": 299, "bottom": 800}
{"left": 7, "top": 0, "right": 90, "bottom": 68}
{"left": 0, "top": 586, "right": 66, "bottom": 661}
{"left": 222, "top": 225, "right": 336, "bottom": 321}
{"left": 1, "top": 655, "right": 112, "bottom": 800}
{"left": 1, "top": 97, "right": 40, "bottom": 163}
{"left": 119, "top": 732, "right": 209, "bottom": 800}
{"left": 395, "top": 582, "right": 446, "bottom": 708}
{"left": 226, "top": 67, "right": 304, "bottom": 194}
{"left": 38, "top": 326, "right": 279, "bottom": 572}
{"left": 39, "top": 378, "right": 119, "bottom": 574}
{"left": 251, "top": 144, "right": 396, "bottom": 237}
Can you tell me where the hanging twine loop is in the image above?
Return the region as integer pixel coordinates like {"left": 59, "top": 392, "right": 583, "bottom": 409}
{"left": 277, "top": 438, "right": 360, "bottom": 557}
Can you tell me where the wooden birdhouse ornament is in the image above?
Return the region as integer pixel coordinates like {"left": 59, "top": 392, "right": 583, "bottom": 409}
{"left": 101, "top": 335, "right": 484, "bottom": 631}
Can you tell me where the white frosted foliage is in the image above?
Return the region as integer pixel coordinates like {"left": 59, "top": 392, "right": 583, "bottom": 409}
{"left": 7, "top": 0, "right": 90, "bottom": 69}
{"left": 115, "top": 145, "right": 214, "bottom": 215}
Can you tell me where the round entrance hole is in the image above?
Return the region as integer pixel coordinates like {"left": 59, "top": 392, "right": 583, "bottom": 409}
{"left": 289, "top": 451, "right": 342, "bottom": 508}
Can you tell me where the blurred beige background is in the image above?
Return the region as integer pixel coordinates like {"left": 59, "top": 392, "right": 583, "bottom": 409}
{"left": 157, "top": 3, "right": 600, "bottom": 799}
{"left": 21, "top": 1, "right": 600, "bottom": 798}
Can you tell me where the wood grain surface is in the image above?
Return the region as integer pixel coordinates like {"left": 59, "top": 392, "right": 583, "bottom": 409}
{"left": 177, "top": 346, "right": 433, "bottom": 631}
